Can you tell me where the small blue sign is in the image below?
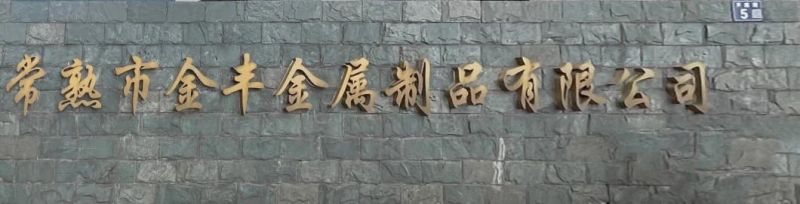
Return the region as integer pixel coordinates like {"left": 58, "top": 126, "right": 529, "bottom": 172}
{"left": 731, "top": 0, "right": 764, "bottom": 22}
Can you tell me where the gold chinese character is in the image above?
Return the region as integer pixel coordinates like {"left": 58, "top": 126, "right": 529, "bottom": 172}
{"left": 222, "top": 53, "right": 265, "bottom": 115}
{"left": 58, "top": 58, "right": 101, "bottom": 111}
{"left": 6, "top": 54, "right": 45, "bottom": 115}
{"left": 330, "top": 58, "right": 376, "bottom": 113}
{"left": 499, "top": 57, "right": 541, "bottom": 112}
{"left": 275, "top": 58, "right": 329, "bottom": 112}
{"left": 556, "top": 62, "right": 607, "bottom": 111}
{"left": 612, "top": 68, "right": 655, "bottom": 109}
{"left": 384, "top": 59, "right": 432, "bottom": 115}
{"left": 165, "top": 57, "right": 218, "bottom": 112}
{"left": 449, "top": 62, "right": 486, "bottom": 108}
{"left": 116, "top": 55, "right": 159, "bottom": 114}
{"left": 667, "top": 62, "right": 709, "bottom": 114}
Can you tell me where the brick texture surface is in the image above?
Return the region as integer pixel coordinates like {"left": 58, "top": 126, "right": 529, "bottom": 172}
{"left": 0, "top": 0, "right": 798, "bottom": 203}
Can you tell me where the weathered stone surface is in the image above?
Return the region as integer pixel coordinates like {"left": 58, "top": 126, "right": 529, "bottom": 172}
{"left": 622, "top": 23, "right": 662, "bottom": 44}
{"left": 728, "top": 138, "right": 784, "bottom": 172}
{"left": 684, "top": 2, "right": 730, "bottom": 22}
{"left": 707, "top": 23, "right": 754, "bottom": 44}
{"left": 404, "top": 1, "right": 441, "bottom": 22}
{"left": 116, "top": 184, "right": 157, "bottom": 204}
{"left": 662, "top": 23, "right": 703, "bottom": 45}
{"left": 278, "top": 184, "right": 319, "bottom": 204}
{"left": 323, "top": 1, "right": 361, "bottom": 21}
{"left": 500, "top": 23, "right": 541, "bottom": 45}
{"left": 541, "top": 23, "right": 582, "bottom": 44}
{"left": 26, "top": 23, "right": 64, "bottom": 45}
{"left": 714, "top": 69, "right": 788, "bottom": 91}
{"left": 137, "top": 161, "right": 177, "bottom": 183}
{"left": 724, "top": 46, "right": 764, "bottom": 68}
{"left": 445, "top": 1, "right": 480, "bottom": 22}
{"left": 603, "top": 2, "right": 643, "bottom": 21}
{"left": 0, "top": 1, "right": 794, "bottom": 203}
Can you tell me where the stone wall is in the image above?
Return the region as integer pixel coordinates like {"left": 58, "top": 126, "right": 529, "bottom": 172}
{"left": 0, "top": 0, "right": 798, "bottom": 203}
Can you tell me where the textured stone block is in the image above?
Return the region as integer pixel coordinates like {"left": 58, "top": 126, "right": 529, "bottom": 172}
{"left": 724, "top": 46, "right": 764, "bottom": 68}
{"left": 26, "top": 23, "right": 64, "bottom": 45}
{"left": 463, "top": 160, "right": 496, "bottom": 184}
{"left": 322, "top": 137, "right": 359, "bottom": 159}
{"left": 343, "top": 23, "right": 381, "bottom": 44}
{"left": 443, "top": 185, "right": 491, "bottom": 203}
{"left": 199, "top": 137, "right": 240, "bottom": 160}
{"left": 684, "top": 1, "right": 730, "bottom": 22}
{"left": 541, "top": 23, "right": 582, "bottom": 45}
{"left": 242, "top": 138, "right": 280, "bottom": 160}
{"left": 49, "top": 1, "right": 89, "bottom": 22}
{"left": 380, "top": 161, "right": 422, "bottom": 183}
{"left": 128, "top": 1, "right": 167, "bottom": 23}
{"left": 0, "top": 23, "right": 25, "bottom": 44}
{"left": 341, "top": 161, "right": 379, "bottom": 184}
{"left": 301, "top": 22, "right": 341, "bottom": 44}
{"left": 563, "top": 1, "right": 603, "bottom": 22}
{"left": 714, "top": 69, "right": 788, "bottom": 91}
{"left": 765, "top": 1, "right": 799, "bottom": 21}
{"left": 500, "top": 23, "right": 541, "bottom": 45}
{"left": 641, "top": 46, "right": 681, "bottom": 67}
{"left": 384, "top": 23, "right": 421, "bottom": 44}
{"left": 321, "top": 184, "right": 359, "bottom": 204}
{"left": 361, "top": 138, "right": 401, "bottom": 160}
{"left": 421, "top": 23, "right": 460, "bottom": 44}
{"left": 299, "top": 160, "right": 338, "bottom": 183}
{"left": 707, "top": 23, "right": 754, "bottom": 44}
{"left": 76, "top": 184, "right": 113, "bottom": 204}
{"left": 245, "top": 1, "right": 283, "bottom": 22}
{"left": 223, "top": 23, "right": 261, "bottom": 43}
{"left": 582, "top": 23, "right": 621, "bottom": 44}
{"left": 546, "top": 162, "right": 586, "bottom": 183}
{"left": 286, "top": 1, "right": 322, "bottom": 22}
{"left": 137, "top": 161, "right": 177, "bottom": 182}
{"left": 603, "top": 1, "right": 643, "bottom": 21}
{"left": 400, "top": 185, "right": 442, "bottom": 204}
{"left": 481, "top": 45, "right": 520, "bottom": 67}
{"left": 262, "top": 23, "right": 301, "bottom": 44}
{"left": 78, "top": 137, "right": 115, "bottom": 159}
{"left": 364, "top": 1, "right": 402, "bottom": 22}
{"left": 643, "top": 1, "right": 682, "bottom": 22}
{"left": 116, "top": 184, "right": 156, "bottom": 204}
{"left": 523, "top": 2, "right": 561, "bottom": 22}
{"left": 11, "top": 1, "right": 48, "bottom": 22}
{"left": 766, "top": 45, "right": 800, "bottom": 67}
{"left": 205, "top": 2, "right": 244, "bottom": 22}
{"left": 277, "top": 184, "right": 319, "bottom": 204}
{"left": 662, "top": 23, "right": 703, "bottom": 45}
{"left": 622, "top": 23, "right": 661, "bottom": 44}
{"left": 445, "top": 1, "right": 480, "bottom": 22}
{"left": 66, "top": 24, "right": 104, "bottom": 44}
{"left": 404, "top": 1, "right": 441, "bottom": 22}
{"left": 751, "top": 23, "right": 784, "bottom": 44}
{"left": 323, "top": 1, "right": 362, "bottom": 21}
{"left": 238, "top": 184, "right": 275, "bottom": 204}
{"left": 441, "top": 137, "right": 497, "bottom": 160}
{"left": 16, "top": 161, "right": 54, "bottom": 182}
{"left": 683, "top": 46, "right": 722, "bottom": 68}
{"left": 157, "top": 184, "right": 201, "bottom": 204}
{"left": 167, "top": 2, "right": 204, "bottom": 23}
{"left": 460, "top": 23, "right": 501, "bottom": 44}
{"left": 482, "top": 2, "right": 523, "bottom": 22}
{"left": 359, "top": 184, "right": 401, "bottom": 204}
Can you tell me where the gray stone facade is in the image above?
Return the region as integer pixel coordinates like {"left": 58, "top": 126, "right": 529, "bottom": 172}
{"left": 0, "top": 0, "right": 798, "bottom": 203}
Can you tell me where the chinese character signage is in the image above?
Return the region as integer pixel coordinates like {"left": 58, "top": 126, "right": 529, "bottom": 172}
{"left": 1, "top": 53, "right": 711, "bottom": 116}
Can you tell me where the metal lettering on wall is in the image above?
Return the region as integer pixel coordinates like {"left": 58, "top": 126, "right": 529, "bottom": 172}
{"left": 4, "top": 53, "right": 710, "bottom": 116}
